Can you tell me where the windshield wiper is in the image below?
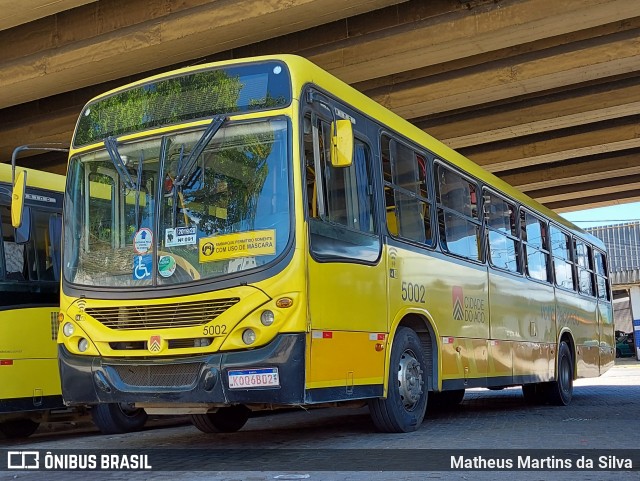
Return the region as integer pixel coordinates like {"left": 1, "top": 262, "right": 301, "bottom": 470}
{"left": 134, "top": 151, "right": 144, "bottom": 230}
{"left": 174, "top": 115, "right": 226, "bottom": 186}
{"left": 105, "top": 136, "right": 137, "bottom": 190}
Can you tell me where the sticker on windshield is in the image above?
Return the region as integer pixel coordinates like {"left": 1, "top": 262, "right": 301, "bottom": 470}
{"left": 133, "top": 228, "right": 153, "bottom": 254}
{"left": 165, "top": 226, "right": 197, "bottom": 247}
{"left": 158, "top": 255, "right": 177, "bottom": 278}
{"left": 133, "top": 255, "right": 152, "bottom": 280}
{"left": 199, "top": 230, "right": 276, "bottom": 263}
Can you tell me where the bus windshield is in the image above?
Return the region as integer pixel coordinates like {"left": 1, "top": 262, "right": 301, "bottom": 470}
{"left": 63, "top": 118, "right": 290, "bottom": 287}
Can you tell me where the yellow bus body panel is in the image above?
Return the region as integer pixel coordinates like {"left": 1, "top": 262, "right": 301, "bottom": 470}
{"left": 306, "top": 331, "right": 386, "bottom": 389}
{"left": 0, "top": 296, "right": 61, "bottom": 401}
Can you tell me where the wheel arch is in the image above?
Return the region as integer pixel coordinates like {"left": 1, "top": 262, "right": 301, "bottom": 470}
{"left": 390, "top": 309, "right": 439, "bottom": 392}
{"left": 557, "top": 328, "right": 577, "bottom": 380}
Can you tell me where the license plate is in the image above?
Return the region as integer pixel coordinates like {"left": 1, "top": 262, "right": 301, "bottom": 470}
{"left": 228, "top": 367, "right": 279, "bottom": 389}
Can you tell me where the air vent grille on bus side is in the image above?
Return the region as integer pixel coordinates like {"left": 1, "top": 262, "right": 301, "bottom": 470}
{"left": 85, "top": 298, "right": 240, "bottom": 330}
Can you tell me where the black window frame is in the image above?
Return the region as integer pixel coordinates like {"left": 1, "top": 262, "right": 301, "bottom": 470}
{"left": 434, "top": 161, "right": 484, "bottom": 264}
{"left": 380, "top": 132, "right": 435, "bottom": 248}
{"left": 593, "top": 248, "right": 611, "bottom": 301}
{"left": 520, "top": 208, "right": 552, "bottom": 284}
{"left": 483, "top": 188, "right": 522, "bottom": 275}
{"left": 574, "top": 238, "right": 596, "bottom": 298}
{"left": 549, "top": 223, "right": 576, "bottom": 292}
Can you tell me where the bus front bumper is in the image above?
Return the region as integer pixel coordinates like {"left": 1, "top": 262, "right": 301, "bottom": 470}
{"left": 58, "top": 333, "right": 306, "bottom": 407}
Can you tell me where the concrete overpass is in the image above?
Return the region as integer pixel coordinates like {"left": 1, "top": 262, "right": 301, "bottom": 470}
{"left": 1, "top": 0, "right": 639, "bottom": 213}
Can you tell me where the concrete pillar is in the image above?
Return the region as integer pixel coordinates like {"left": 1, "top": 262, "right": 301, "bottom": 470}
{"left": 630, "top": 286, "right": 640, "bottom": 361}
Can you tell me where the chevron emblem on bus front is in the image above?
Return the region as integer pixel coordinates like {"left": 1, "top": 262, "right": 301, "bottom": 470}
{"left": 148, "top": 335, "right": 162, "bottom": 353}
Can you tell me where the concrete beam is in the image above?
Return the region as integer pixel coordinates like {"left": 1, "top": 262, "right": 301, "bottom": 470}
{"left": 547, "top": 193, "right": 640, "bottom": 213}
{"left": 310, "top": 0, "right": 640, "bottom": 84}
{"left": 463, "top": 116, "right": 640, "bottom": 173}
{"left": 421, "top": 77, "right": 640, "bottom": 149}
{"left": 527, "top": 174, "right": 640, "bottom": 204}
{"left": 0, "top": 0, "right": 406, "bottom": 109}
{"left": 500, "top": 152, "right": 640, "bottom": 192}
{"left": 0, "top": 108, "right": 79, "bottom": 163}
{"left": 365, "top": 27, "right": 640, "bottom": 119}
{"left": 0, "top": 0, "right": 96, "bottom": 31}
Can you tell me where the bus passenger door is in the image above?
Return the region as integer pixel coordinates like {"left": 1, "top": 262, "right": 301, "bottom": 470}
{"left": 303, "top": 112, "right": 387, "bottom": 401}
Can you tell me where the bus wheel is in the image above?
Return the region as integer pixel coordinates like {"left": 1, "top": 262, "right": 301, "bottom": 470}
{"left": 0, "top": 419, "right": 39, "bottom": 439}
{"left": 522, "top": 383, "right": 547, "bottom": 405}
{"left": 190, "top": 405, "right": 251, "bottom": 433}
{"left": 91, "top": 403, "right": 148, "bottom": 434}
{"left": 369, "top": 327, "right": 428, "bottom": 433}
{"left": 547, "top": 341, "right": 574, "bottom": 406}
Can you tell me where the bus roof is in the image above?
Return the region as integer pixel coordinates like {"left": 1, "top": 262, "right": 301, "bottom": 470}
{"left": 0, "top": 162, "right": 65, "bottom": 194}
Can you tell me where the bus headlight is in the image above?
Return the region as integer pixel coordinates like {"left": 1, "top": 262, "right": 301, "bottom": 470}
{"left": 242, "top": 329, "right": 256, "bottom": 345}
{"left": 260, "top": 310, "right": 275, "bottom": 326}
{"left": 63, "top": 322, "right": 75, "bottom": 337}
{"left": 78, "top": 338, "right": 89, "bottom": 352}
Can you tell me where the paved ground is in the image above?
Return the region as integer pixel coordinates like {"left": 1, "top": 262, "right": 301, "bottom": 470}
{"left": 1, "top": 358, "right": 639, "bottom": 481}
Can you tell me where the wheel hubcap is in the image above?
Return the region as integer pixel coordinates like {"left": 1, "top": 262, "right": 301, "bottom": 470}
{"left": 397, "top": 349, "right": 424, "bottom": 411}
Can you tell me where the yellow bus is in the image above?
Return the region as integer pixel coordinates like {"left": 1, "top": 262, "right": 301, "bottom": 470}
{"left": 47, "top": 55, "right": 613, "bottom": 433}
{"left": 0, "top": 161, "right": 65, "bottom": 438}
{"left": 3, "top": 155, "right": 148, "bottom": 438}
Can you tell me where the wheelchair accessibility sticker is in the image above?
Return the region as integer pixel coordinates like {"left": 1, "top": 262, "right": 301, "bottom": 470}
{"left": 133, "top": 255, "right": 152, "bottom": 280}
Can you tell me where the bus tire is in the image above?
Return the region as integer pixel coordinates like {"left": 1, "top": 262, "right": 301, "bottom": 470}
{"left": 429, "top": 389, "right": 465, "bottom": 410}
{"left": 91, "top": 403, "right": 148, "bottom": 434}
{"left": 190, "top": 405, "right": 250, "bottom": 433}
{"left": 368, "top": 327, "right": 428, "bottom": 433}
{"left": 0, "top": 419, "right": 39, "bottom": 439}
{"left": 546, "top": 341, "right": 574, "bottom": 406}
{"left": 522, "top": 383, "right": 547, "bottom": 405}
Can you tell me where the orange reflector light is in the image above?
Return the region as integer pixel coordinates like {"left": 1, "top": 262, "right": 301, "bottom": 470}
{"left": 58, "top": 312, "right": 64, "bottom": 322}
{"left": 375, "top": 343, "right": 384, "bottom": 352}
{"left": 0, "top": 360, "right": 13, "bottom": 366}
{"left": 276, "top": 297, "right": 293, "bottom": 308}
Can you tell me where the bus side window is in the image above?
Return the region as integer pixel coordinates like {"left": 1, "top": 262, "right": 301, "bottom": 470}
{"left": 520, "top": 210, "right": 551, "bottom": 283}
{"left": 550, "top": 225, "right": 575, "bottom": 290}
{"left": 594, "top": 250, "right": 610, "bottom": 301}
{"left": 484, "top": 190, "right": 519, "bottom": 273}
{"left": 3, "top": 241, "right": 25, "bottom": 280}
{"left": 304, "top": 111, "right": 379, "bottom": 262}
{"left": 575, "top": 240, "right": 595, "bottom": 297}
{"left": 381, "top": 135, "right": 432, "bottom": 246}
{"left": 1, "top": 205, "right": 26, "bottom": 280}
{"left": 436, "top": 164, "right": 481, "bottom": 261}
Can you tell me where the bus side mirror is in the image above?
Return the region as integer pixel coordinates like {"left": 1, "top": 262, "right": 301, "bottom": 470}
{"left": 15, "top": 207, "right": 31, "bottom": 244}
{"left": 330, "top": 119, "right": 353, "bottom": 168}
{"left": 11, "top": 169, "right": 27, "bottom": 228}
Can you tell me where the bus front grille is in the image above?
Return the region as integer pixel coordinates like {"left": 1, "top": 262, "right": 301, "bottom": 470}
{"left": 85, "top": 298, "right": 240, "bottom": 330}
{"left": 108, "top": 362, "right": 202, "bottom": 388}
